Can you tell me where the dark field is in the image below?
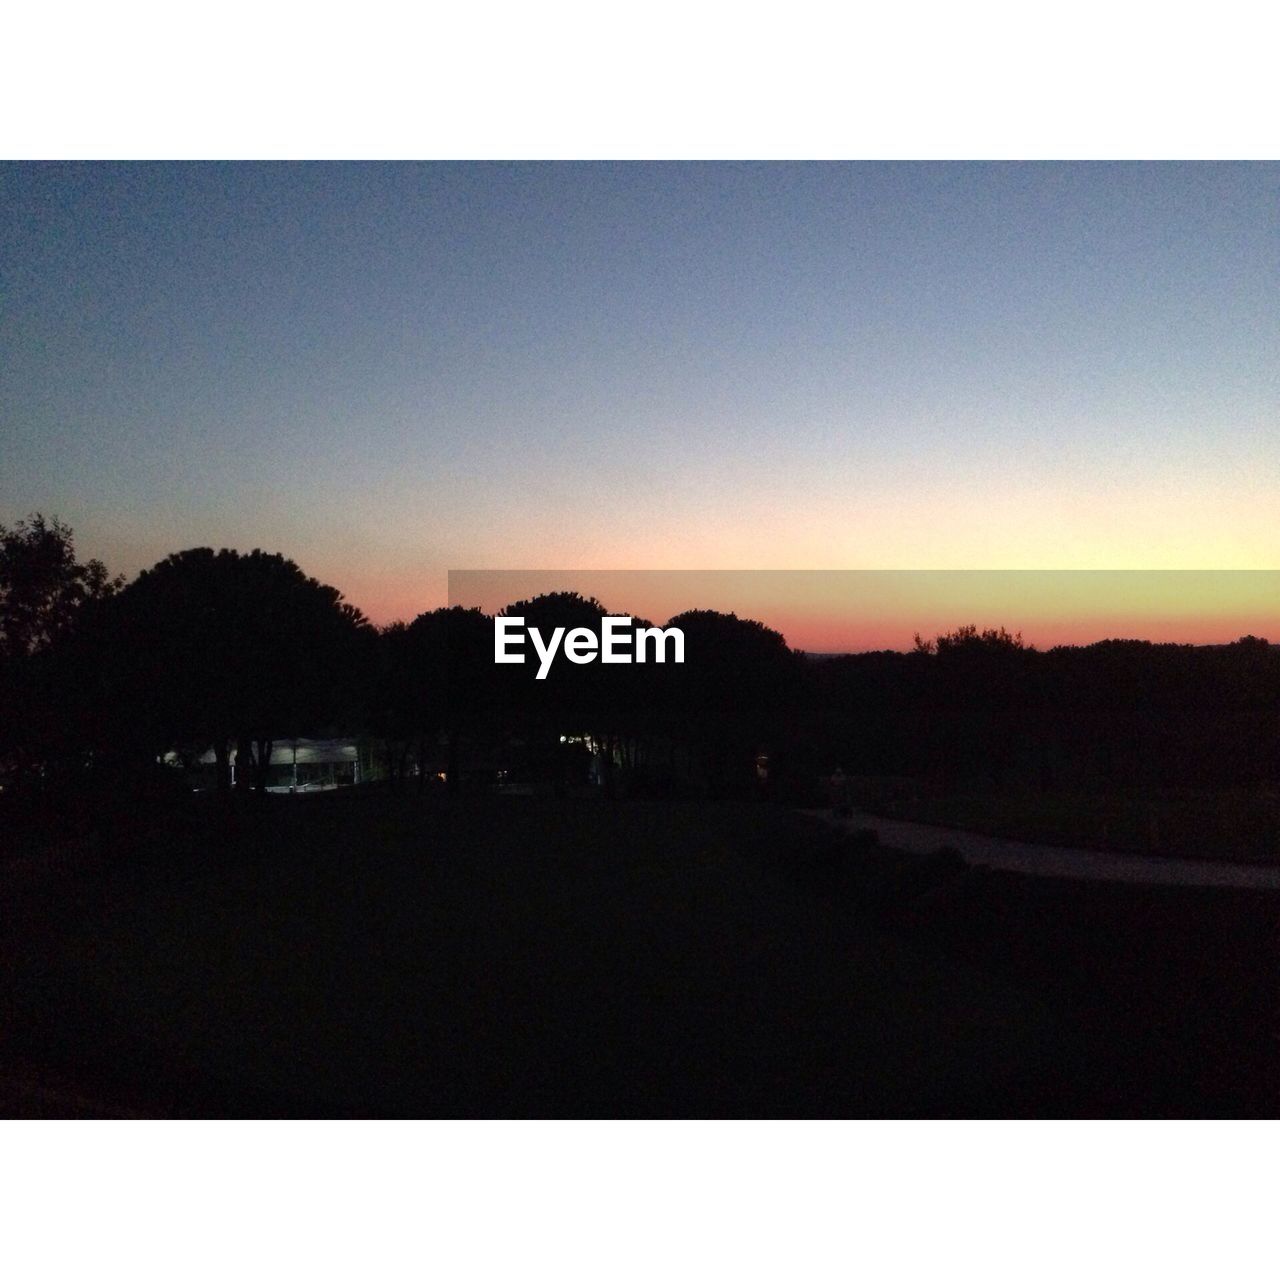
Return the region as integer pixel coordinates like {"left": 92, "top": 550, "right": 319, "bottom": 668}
{"left": 1, "top": 793, "right": 1276, "bottom": 1116}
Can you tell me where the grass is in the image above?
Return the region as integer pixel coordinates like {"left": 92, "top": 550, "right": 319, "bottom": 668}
{"left": 1, "top": 790, "right": 1275, "bottom": 1116}
{"left": 1, "top": 791, "right": 1062, "bottom": 1117}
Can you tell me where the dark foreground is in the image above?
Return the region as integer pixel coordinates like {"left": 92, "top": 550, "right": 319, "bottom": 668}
{"left": 1, "top": 792, "right": 1276, "bottom": 1116}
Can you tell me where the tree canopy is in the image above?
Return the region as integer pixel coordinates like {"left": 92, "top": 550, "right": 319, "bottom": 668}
{"left": 0, "top": 514, "right": 121, "bottom": 662}
{"left": 99, "top": 547, "right": 372, "bottom": 790}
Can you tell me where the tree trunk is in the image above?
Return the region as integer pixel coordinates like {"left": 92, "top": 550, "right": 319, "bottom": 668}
{"left": 255, "top": 737, "right": 273, "bottom": 792}
{"left": 601, "top": 735, "right": 616, "bottom": 799}
{"left": 213, "top": 739, "right": 231, "bottom": 795}
{"left": 447, "top": 732, "right": 461, "bottom": 796}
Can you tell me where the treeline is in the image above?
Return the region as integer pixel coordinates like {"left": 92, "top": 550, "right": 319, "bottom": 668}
{"left": 812, "top": 626, "right": 1280, "bottom": 792}
{"left": 3, "top": 517, "right": 1279, "bottom": 827}
{"left": 0, "top": 518, "right": 804, "bottom": 810}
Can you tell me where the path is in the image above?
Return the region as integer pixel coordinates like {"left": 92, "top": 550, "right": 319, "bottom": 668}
{"left": 805, "top": 809, "right": 1280, "bottom": 890}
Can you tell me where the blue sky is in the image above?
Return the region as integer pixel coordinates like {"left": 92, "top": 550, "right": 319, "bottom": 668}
{"left": 3, "top": 162, "right": 1277, "bottom": 621}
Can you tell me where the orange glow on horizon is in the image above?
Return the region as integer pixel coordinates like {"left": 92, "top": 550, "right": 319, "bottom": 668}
{"left": 434, "top": 570, "right": 1280, "bottom": 653}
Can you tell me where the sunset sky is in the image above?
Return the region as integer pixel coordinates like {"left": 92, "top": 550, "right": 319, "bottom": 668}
{"left": 3, "top": 162, "right": 1277, "bottom": 639}
{"left": 449, "top": 570, "right": 1280, "bottom": 653}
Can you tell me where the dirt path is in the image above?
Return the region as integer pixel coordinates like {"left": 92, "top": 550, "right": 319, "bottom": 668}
{"left": 806, "top": 809, "right": 1280, "bottom": 889}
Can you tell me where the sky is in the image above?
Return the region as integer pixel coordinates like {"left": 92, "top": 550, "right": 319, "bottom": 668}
{"left": 450, "top": 571, "right": 1280, "bottom": 652}
{"left": 2, "top": 162, "right": 1277, "bottom": 640}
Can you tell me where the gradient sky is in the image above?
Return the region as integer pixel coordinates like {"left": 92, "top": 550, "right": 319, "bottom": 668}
{"left": 450, "top": 571, "right": 1280, "bottom": 653}
{"left": 2, "top": 162, "right": 1277, "bottom": 629}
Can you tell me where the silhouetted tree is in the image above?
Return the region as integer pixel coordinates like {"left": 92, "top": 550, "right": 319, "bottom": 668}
{"left": 0, "top": 513, "right": 122, "bottom": 662}
{"left": 664, "top": 609, "right": 802, "bottom": 793}
{"left": 498, "top": 593, "right": 610, "bottom": 792}
{"left": 99, "top": 548, "right": 372, "bottom": 794}
{"left": 0, "top": 514, "right": 123, "bottom": 785}
{"left": 370, "top": 606, "right": 494, "bottom": 790}
{"left": 912, "top": 625, "right": 1034, "bottom": 785}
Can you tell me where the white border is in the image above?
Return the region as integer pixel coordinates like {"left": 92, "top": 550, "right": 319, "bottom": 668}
{"left": 5, "top": 1121, "right": 1278, "bottom": 1277}
{"left": 4, "top": 5, "right": 1276, "bottom": 1276}
{"left": 3, "top": 2, "right": 1277, "bottom": 158}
